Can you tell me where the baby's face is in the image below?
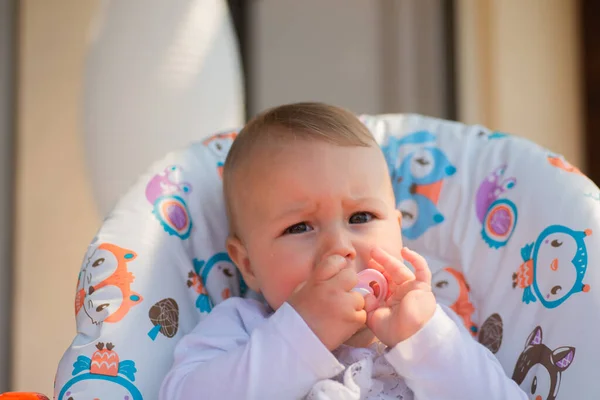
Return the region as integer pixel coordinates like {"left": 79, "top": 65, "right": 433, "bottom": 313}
{"left": 233, "top": 139, "right": 403, "bottom": 311}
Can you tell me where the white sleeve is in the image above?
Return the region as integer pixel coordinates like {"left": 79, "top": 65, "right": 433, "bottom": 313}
{"left": 384, "top": 304, "right": 527, "bottom": 400}
{"left": 159, "top": 298, "right": 345, "bottom": 400}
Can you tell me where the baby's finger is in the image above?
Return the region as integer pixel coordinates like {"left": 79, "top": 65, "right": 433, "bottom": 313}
{"left": 366, "top": 259, "right": 393, "bottom": 283}
{"left": 315, "top": 254, "right": 348, "bottom": 282}
{"left": 350, "top": 291, "right": 366, "bottom": 311}
{"left": 401, "top": 247, "right": 432, "bottom": 284}
{"left": 353, "top": 309, "right": 368, "bottom": 326}
{"left": 386, "top": 279, "right": 432, "bottom": 307}
{"left": 370, "top": 247, "right": 415, "bottom": 285}
{"left": 363, "top": 293, "right": 379, "bottom": 313}
{"left": 365, "top": 258, "right": 389, "bottom": 278}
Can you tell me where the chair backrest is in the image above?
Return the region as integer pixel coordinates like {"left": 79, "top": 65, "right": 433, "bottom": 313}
{"left": 54, "top": 114, "right": 600, "bottom": 400}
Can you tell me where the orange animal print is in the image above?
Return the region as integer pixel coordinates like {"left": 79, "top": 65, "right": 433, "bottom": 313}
{"left": 512, "top": 259, "right": 534, "bottom": 290}
{"left": 432, "top": 267, "right": 478, "bottom": 336}
{"left": 187, "top": 270, "right": 208, "bottom": 295}
{"left": 75, "top": 243, "right": 143, "bottom": 325}
{"left": 547, "top": 154, "right": 584, "bottom": 176}
{"left": 203, "top": 131, "right": 238, "bottom": 178}
{"left": 202, "top": 131, "right": 238, "bottom": 148}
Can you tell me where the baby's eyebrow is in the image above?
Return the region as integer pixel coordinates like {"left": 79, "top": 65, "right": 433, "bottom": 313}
{"left": 272, "top": 202, "right": 314, "bottom": 221}
{"left": 343, "top": 196, "right": 387, "bottom": 209}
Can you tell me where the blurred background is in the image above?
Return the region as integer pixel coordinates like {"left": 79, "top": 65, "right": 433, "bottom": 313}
{"left": 0, "top": 0, "right": 598, "bottom": 396}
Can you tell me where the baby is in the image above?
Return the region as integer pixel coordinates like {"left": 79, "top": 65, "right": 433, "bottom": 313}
{"left": 159, "top": 103, "right": 527, "bottom": 399}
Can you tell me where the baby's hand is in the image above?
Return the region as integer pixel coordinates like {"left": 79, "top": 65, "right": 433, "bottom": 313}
{"left": 366, "top": 247, "right": 436, "bottom": 348}
{"left": 288, "top": 255, "right": 366, "bottom": 351}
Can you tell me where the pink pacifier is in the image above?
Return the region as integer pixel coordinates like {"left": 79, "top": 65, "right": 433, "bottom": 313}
{"left": 352, "top": 269, "right": 388, "bottom": 303}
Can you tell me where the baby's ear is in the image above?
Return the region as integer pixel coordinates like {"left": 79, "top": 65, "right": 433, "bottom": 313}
{"left": 226, "top": 235, "right": 260, "bottom": 293}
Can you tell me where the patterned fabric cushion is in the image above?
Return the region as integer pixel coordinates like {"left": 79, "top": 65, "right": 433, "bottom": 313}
{"left": 54, "top": 114, "right": 600, "bottom": 400}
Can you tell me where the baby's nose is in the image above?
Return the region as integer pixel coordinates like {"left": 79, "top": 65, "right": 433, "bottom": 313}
{"left": 326, "top": 238, "right": 356, "bottom": 261}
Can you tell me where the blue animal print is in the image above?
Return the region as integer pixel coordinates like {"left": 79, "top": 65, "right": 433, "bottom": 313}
{"left": 382, "top": 131, "right": 456, "bottom": 240}
{"left": 191, "top": 253, "right": 246, "bottom": 314}
{"left": 512, "top": 225, "right": 592, "bottom": 309}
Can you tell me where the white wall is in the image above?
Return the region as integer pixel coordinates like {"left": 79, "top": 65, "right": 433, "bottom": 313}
{"left": 12, "top": 0, "right": 100, "bottom": 394}
{"left": 455, "top": 0, "right": 584, "bottom": 169}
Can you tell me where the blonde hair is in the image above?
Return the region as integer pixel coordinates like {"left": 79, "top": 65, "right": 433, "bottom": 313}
{"left": 223, "top": 102, "right": 376, "bottom": 236}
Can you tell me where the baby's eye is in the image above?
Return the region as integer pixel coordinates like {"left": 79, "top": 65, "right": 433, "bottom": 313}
{"left": 349, "top": 212, "right": 374, "bottom": 224}
{"left": 284, "top": 222, "right": 313, "bottom": 235}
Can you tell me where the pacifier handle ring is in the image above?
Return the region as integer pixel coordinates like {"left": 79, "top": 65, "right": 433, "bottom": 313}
{"left": 352, "top": 269, "right": 388, "bottom": 303}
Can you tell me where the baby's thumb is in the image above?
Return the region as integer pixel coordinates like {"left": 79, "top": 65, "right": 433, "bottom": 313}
{"left": 363, "top": 293, "right": 379, "bottom": 313}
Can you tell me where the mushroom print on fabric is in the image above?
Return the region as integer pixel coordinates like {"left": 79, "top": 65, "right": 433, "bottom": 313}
{"left": 148, "top": 298, "right": 179, "bottom": 340}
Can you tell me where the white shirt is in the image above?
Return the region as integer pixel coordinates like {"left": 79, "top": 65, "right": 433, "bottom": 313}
{"left": 159, "top": 298, "right": 526, "bottom": 400}
{"left": 307, "top": 342, "right": 413, "bottom": 399}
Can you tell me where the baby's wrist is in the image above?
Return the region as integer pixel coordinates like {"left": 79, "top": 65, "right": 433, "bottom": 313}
{"left": 388, "top": 310, "right": 437, "bottom": 347}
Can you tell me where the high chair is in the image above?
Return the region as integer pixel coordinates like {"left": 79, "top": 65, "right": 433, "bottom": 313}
{"left": 27, "top": 113, "right": 599, "bottom": 399}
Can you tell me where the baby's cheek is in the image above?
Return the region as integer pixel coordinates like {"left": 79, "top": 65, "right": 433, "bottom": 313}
{"left": 266, "top": 275, "right": 307, "bottom": 310}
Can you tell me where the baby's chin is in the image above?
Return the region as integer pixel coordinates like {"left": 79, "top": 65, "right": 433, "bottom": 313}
{"left": 343, "top": 325, "right": 377, "bottom": 348}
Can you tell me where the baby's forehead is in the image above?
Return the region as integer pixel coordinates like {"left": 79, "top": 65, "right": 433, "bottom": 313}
{"left": 240, "top": 138, "right": 381, "bottom": 173}
{"left": 236, "top": 141, "right": 390, "bottom": 197}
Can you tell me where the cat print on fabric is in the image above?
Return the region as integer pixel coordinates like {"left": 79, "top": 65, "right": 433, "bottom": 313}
{"left": 381, "top": 131, "right": 456, "bottom": 240}
{"left": 75, "top": 243, "right": 142, "bottom": 326}
{"left": 512, "top": 326, "right": 575, "bottom": 400}
{"left": 512, "top": 225, "right": 592, "bottom": 308}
